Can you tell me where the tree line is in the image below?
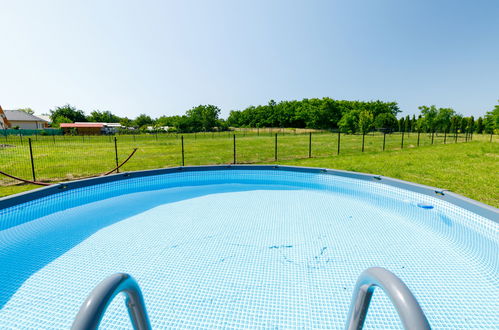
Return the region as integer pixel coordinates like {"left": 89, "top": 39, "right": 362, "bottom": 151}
{"left": 227, "top": 98, "right": 498, "bottom": 134}
{"left": 49, "top": 104, "right": 228, "bottom": 133}
{"left": 47, "top": 98, "right": 499, "bottom": 134}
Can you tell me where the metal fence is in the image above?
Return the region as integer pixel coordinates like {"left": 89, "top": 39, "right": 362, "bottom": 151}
{"left": 0, "top": 129, "right": 495, "bottom": 190}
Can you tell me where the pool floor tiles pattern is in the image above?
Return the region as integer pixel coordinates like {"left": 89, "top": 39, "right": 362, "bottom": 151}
{"left": 0, "top": 186, "right": 498, "bottom": 329}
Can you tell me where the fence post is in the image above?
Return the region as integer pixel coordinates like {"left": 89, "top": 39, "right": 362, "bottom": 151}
{"left": 28, "top": 138, "right": 36, "bottom": 181}
{"left": 274, "top": 133, "right": 278, "bottom": 161}
{"left": 181, "top": 135, "right": 185, "bottom": 166}
{"left": 401, "top": 131, "right": 404, "bottom": 149}
{"left": 417, "top": 130, "right": 420, "bottom": 147}
{"left": 233, "top": 134, "right": 236, "bottom": 164}
{"left": 337, "top": 131, "right": 341, "bottom": 155}
{"left": 383, "top": 132, "right": 386, "bottom": 151}
{"left": 114, "top": 137, "right": 119, "bottom": 173}
{"left": 308, "top": 132, "right": 312, "bottom": 158}
{"left": 490, "top": 133, "right": 493, "bottom": 142}
{"left": 455, "top": 129, "right": 458, "bottom": 143}
{"left": 362, "top": 133, "right": 365, "bottom": 152}
{"left": 431, "top": 131, "right": 434, "bottom": 144}
{"left": 444, "top": 130, "right": 447, "bottom": 144}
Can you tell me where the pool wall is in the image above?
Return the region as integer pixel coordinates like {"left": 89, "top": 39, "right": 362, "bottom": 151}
{"left": 1, "top": 165, "right": 497, "bottom": 221}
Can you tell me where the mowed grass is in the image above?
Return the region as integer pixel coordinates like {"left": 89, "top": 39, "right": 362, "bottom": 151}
{"left": 0, "top": 132, "right": 497, "bottom": 207}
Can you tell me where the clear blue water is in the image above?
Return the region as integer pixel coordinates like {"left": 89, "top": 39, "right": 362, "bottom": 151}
{"left": 0, "top": 170, "right": 498, "bottom": 329}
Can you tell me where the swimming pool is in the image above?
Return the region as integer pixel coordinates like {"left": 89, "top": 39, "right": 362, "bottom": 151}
{"left": 0, "top": 165, "right": 497, "bottom": 328}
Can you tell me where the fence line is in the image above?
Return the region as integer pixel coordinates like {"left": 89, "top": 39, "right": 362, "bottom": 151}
{"left": 0, "top": 131, "right": 496, "bottom": 188}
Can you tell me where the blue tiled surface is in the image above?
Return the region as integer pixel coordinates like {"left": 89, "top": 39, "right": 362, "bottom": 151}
{"left": 0, "top": 170, "right": 498, "bottom": 328}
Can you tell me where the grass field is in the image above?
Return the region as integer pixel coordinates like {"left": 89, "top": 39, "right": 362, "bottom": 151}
{"left": 1, "top": 131, "right": 497, "bottom": 207}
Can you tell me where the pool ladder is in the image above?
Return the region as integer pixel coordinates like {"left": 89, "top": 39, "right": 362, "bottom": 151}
{"left": 71, "top": 267, "right": 430, "bottom": 330}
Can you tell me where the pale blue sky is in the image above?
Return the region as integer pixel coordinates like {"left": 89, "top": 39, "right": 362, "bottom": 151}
{"left": 1, "top": 0, "right": 498, "bottom": 119}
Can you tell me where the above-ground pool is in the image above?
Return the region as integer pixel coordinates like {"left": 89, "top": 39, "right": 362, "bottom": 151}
{"left": 0, "top": 165, "right": 498, "bottom": 329}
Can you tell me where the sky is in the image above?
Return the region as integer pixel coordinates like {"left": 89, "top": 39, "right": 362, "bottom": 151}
{"left": 1, "top": 0, "right": 498, "bottom": 119}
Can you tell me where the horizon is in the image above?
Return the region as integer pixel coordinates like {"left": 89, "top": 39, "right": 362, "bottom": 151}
{"left": 1, "top": 0, "right": 498, "bottom": 119}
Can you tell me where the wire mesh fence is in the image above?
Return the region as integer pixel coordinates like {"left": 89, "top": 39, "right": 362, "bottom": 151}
{"left": 0, "top": 129, "right": 495, "bottom": 191}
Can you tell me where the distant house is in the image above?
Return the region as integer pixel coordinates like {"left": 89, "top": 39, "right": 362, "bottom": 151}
{"left": 3, "top": 110, "right": 48, "bottom": 129}
{"left": 59, "top": 122, "right": 122, "bottom": 135}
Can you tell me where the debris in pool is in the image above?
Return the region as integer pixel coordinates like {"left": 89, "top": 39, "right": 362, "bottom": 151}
{"left": 269, "top": 245, "right": 293, "bottom": 249}
{"left": 417, "top": 202, "right": 434, "bottom": 209}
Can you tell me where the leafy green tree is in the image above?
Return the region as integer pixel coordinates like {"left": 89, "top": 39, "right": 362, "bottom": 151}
{"left": 466, "top": 116, "right": 475, "bottom": 133}
{"left": 435, "top": 107, "right": 455, "bottom": 132}
{"left": 411, "top": 115, "right": 417, "bottom": 132}
{"left": 120, "top": 117, "right": 133, "bottom": 128}
{"left": 459, "top": 117, "right": 468, "bottom": 132}
{"left": 186, "top": 104, "right": 221, "bottom": 131}
{"left": 374, "top": 113, "right": 398, "bottom": 132}
{"left": 51, "top": 115, "right": 72, "bottom": 127}
{"left": 418, "top": 105, "right": 438, "bottom": 132}
{"left": 133, "top": 114, "right": 154, "bottom": 128}
{"left": 450, "top": 115, "right": 461, "bottom": 133}
{"left": 358, "top": 110, "right": 374, "bottom": 134}
{"left": 475, "top": 117, "right": 484, "bottom": 133}
{"left": 17, "top": 108, "right": 35, "bottom": 115}
{"left": 404, "top": 115, "right": 411, "bottom": 132}
{"left": 50, "top": 104, "right": 87, "bottom": 123}
{"left": 87, "top": 110, "right": 121, "bottom": 123}
{"left": 398, "top": 117, "right": 405, "bottom": 132}
{"left": 338, "top": 111, "right": 359, "bottom": 133}
{"left": 156, "top": 115, "right": 181, "bottom": 128}
{"left": 483, "top": 102, "right": 498, "bottom": 133}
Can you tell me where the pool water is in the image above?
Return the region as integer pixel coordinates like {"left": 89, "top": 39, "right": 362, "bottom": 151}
{"left": 0, "top": 170, "right": 498, "bottom": 328}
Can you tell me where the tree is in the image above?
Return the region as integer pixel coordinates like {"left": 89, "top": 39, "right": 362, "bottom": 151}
{"left": 450, "top": 115, "right": 461, "bottom": 133}
{"left": 358, "top": 110, "right": 374, "bottom": 134}
{"left": 374, "top": 113, "right": 398, "bottom": 133}
{"left": 51, "top": 115, "right": 72, "bottom": 127}
{"left": 87, "top": 110, "right": 121, "bottom": 123}
{"left": 411, "top": 115, "right": 417, "bottom": 132}
{"left": 459, "top": 117, "right": 468, "bottom": 132}
{"left": 133, "top": 114, "right": 153, "bottom": 128}
{"left": 398, "top": 117, "right": 405, "bottom": 132}
{"left": 50, "top": 104, "right": 87, "bottom": 123}
{"left": 338, "top": 111, "right": 359, "bottom": 133}
{"left": 483, "top": 102, "right": 498, "bottom": 133}
{"left": 17, "top": 108, "right": 35, "bottom": 115}
{"left": 186, "top": 104, "right": 221, "bottom": 131}
{"left": 466, "top": 116, "right": 475, "bottom": 133}
{"left": 418, "top": 105, "right": 438, "bottom": 132}
{"left": 404, "top": 115, "right": 411, "bottom": 132}
{"left": 475, "top": 117, "right": 484, "bottom": 134}
{"left": 435, "top": 107, "right": 455, "bottom": 132}
{"left": 120, "top": 117, "right": 133, "bottom": 128}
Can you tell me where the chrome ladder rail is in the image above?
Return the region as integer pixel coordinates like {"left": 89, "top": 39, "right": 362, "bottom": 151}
{"left": 72, "top": 273, "right": 151, "bottom": 330}
{"left": 73, "top": 268, "right": 429, "bottom": 330}
{"left": 345, "top": 267, "right": 431, "bottom": 330}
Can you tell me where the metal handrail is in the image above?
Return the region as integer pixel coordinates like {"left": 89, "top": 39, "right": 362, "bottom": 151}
{"left": 345, "top": 267, "right": 430, "bottom": 330}
{"left": 72, "top": 273, "right": 151, "bottom": 330}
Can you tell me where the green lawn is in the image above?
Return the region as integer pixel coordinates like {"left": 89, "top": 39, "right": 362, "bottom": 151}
{"left": 1, "top": 132, "right": 497, "bottom": 207}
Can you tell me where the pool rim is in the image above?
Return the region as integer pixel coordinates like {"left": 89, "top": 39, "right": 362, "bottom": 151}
{"left": 0, "top": 165, "right": 497, "bottom": 222}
